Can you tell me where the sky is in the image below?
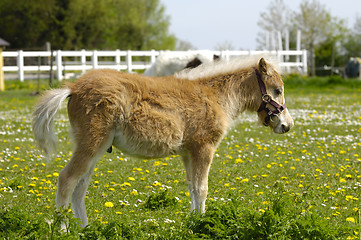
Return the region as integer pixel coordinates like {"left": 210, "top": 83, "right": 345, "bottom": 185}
{"left": 162, "top": 0, "right": 361, "bottom": 50}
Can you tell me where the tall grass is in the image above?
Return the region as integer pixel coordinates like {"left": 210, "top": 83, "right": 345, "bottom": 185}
{"left": 0, "top": 77, "right": 360, "bottom": 239}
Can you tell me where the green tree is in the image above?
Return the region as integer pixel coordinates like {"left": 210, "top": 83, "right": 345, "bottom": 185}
{"left": 342, "top": 15, "right": 361, "bottom": 61}
{"left": 256, "top": 0, "right": 292, "bottom": 50}
{"left": 314, "top": 16, "right": 348, "bottom": 75}
{"left": 0, "top": 0, "right": 176, "bottom": 50}
{"left": 0, "top": 0, "right": 55, "bottom": 49}
{"left": 292, "top": 0, "right": 332, "bottom": 76}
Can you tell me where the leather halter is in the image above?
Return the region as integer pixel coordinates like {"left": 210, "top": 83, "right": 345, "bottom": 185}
{"left": 255, "top": 68, "right": 287, "bottom": 120}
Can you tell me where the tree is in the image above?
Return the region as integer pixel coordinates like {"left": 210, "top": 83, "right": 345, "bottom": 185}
{"left": 256, "top": 0, "right": 291, "bottom": 50}
{"left": 292, "top": 0, "right": 332, "bottom": 76}
{"left": 0, "top": 0, "right": 56, "bottom": 49}
{"left": 0, "top": 0, "right": 176, "bottom": 50}
{"left": 175, "top": 39, "right": 197, "bottom": 50}
{"left": 315, "top": 16, "right": 348, "bottom": 75}
{"left": 214, "top": 41, "right": 235, "bottom": 51}
{"left": 342, "top": 15, "right": 361, "bottom": 61}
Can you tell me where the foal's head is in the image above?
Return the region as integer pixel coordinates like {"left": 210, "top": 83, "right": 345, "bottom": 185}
{"left": 254, "top": 58, "right": 294, "bottom": 134}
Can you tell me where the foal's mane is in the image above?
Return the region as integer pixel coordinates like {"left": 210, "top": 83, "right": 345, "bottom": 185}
{"left": 175, "top": 55, "right": 280, "bottom": 80}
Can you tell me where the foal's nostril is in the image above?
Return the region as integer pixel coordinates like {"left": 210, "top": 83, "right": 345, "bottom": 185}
{"left": 281, "top": 124, "right": 290, "bottom": 133}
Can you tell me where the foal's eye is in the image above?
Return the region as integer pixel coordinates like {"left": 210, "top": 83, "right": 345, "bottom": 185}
{"left": 274, "top": 89, "right": 282, "bottom": 96}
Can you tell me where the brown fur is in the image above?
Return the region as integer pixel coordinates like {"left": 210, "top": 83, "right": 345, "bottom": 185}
{"left": 32, "top": 57, "right": 293, "bottom": 227}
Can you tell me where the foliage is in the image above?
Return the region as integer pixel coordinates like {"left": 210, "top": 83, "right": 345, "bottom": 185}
{"left": 144, "top": 190, "right": 177, "bottom": 210}
{"left": 257, "top": 0, "right": 352, "bottom": 76}
{"left": 0, "top": 80, "right": 361, "bottom": 239}
{"left": 256, "top": 0, "right": 291, "bottom": 50}
{"left": 282, "top": 73, "right": 361, "bottom": 89}
{"left": 0, "top": 0, "right": 176, "bottom": 50}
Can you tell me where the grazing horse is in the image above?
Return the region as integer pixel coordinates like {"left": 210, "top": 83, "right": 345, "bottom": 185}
{"left": 143, "top": 50, "right": 217, "bottom": 76}
{"left": 32, "top": 57, "right": 294, "bottom": 227}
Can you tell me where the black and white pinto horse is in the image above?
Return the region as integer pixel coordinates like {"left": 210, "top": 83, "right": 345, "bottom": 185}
{"left": 143, "top": 50, "right": 219, "bottom": 76}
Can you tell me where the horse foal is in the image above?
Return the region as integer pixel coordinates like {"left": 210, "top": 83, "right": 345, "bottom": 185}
{"left": 32, "top": 57, "right": 293, "bottom": 227}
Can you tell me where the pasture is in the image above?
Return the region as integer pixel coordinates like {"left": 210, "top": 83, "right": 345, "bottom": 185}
{"left": 1, "top": 77, "right": 361, "bottom": 239}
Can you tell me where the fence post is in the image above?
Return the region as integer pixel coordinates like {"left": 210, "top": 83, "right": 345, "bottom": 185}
{"left": 56, "top": 50, "right": 63, "bottom": 81}
{"left": 92, "top": 50, "right": 98, "bottom": 69}
{"left": 126, "top": 50, "right": 132, "bottom": 73}
{"left": 150, "top": 49, "right": 157, "bottom": 63}
{"left": 0, "top": 48, "right": 4, "bottom": 91}
{"left": 81, "top": 49, "right": 86, "bottom": 74}
{"left": 17, "top": 50, "right": 24, "bottom": 81}
{"left": 302, "top": 50, "right": 308, "bottom": 76}
{"left": 115, "top": 49, "right": 121, "bottom": 71}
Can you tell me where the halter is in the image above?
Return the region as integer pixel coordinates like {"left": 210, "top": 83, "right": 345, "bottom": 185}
{"left": 255, "top": 68, "right": 287, "bottom": 122}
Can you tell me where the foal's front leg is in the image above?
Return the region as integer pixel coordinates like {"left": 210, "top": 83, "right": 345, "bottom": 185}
{"left": 188, "top": 144, "right": 214, "bottom": 213}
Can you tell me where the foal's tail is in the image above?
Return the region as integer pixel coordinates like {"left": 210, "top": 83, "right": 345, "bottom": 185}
{"left": 32, "top": 88, "right": 71, "bottom": 156}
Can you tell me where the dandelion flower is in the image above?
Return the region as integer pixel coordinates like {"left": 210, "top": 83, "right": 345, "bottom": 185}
{"left": 104, "top": 202, "right": 114, "bottom": 208}
{"left": 346, "top": 217, "right": 355, "bottom": 223}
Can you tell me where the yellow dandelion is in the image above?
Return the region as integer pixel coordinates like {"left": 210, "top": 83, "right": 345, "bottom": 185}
{"left": 346, "top": 217, "right": 355, "bottom": 223}
{"left": 241, "top": 178, "right": 249, "bottom": 183}
{"left": 104, "top": 202, "right": 114, "bottom": 208}
{"left": 346, "top": 195, "right": 354, "bottom": 201}
{"left": 128, "top": 177, "right": 135, "bottom": 181}
{"left": 153, "top": 161, "right": 162, "bottom": 166}
{"left": 235, "top": 158, "right": 244, "bottom": 163}
{"left": 152, "top": 181, "right": 161, "bottom": 187}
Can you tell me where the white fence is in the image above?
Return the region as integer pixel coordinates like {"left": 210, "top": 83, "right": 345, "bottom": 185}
{"left": 2, "top": 50, "right": 307, "bottom": 81}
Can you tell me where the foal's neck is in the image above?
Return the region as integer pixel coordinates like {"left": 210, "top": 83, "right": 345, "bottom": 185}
{"left": 200, "top": 70, "right": 258, "bottom": 121}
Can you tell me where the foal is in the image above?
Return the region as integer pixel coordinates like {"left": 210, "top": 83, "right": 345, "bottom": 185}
{"left": 32, "top": 57, "right": 293, "bottom": 227}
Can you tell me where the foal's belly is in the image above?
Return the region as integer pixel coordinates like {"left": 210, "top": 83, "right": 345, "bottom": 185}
{"left": 112, "top": 126, "right": 183, "bottom": 158}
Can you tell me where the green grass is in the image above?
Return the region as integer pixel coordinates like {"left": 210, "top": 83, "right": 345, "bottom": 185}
{"left": 1, "top": 77, "right": 361, "bottom": 239}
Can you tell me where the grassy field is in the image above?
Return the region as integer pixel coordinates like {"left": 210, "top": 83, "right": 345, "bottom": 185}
{"left": 1, "top": 77, "right": 361, "bottom": 239}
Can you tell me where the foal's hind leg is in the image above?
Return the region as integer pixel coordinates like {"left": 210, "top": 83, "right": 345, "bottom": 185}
{"left": 188, "top": 144, "right": 215, "bottom": 213}
{"left": 70, "top": 161, "right": 96, "bottom": 227}
{"left": 56, "top": 130, "right": 114, "bottom": 227}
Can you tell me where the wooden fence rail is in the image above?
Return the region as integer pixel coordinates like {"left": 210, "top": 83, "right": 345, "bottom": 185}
{"left": 2, "top": 49, "right": 307, "bottom": 81}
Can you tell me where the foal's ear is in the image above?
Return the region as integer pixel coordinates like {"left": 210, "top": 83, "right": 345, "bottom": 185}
{"left": 258, "top": 57, "right": 269, "bottom": 74}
